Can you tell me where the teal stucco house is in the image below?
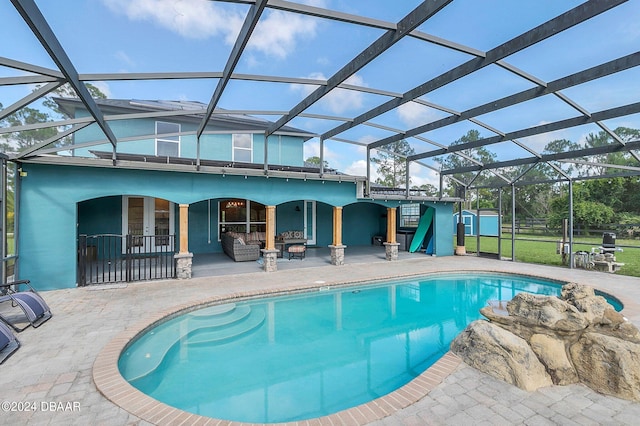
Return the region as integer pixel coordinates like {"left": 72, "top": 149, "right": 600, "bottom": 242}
{"left": 15, "top": 99, "right": 455, "bottom": 291}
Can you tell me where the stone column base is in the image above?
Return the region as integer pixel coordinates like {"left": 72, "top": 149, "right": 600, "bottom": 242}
{"left": 329, "top": 245, "right": 347, "bottom": 265}
{"left": 384, "top": 242, "right": 400, "bottom": 261}
{"left": 261, "top": 249, "right": 279, "bottom": 272}
{"left": 174, "top": 252, "right": 193, "bottom": 279}
{"left": 455, "top": 246, "right": 467, "bottom": 255}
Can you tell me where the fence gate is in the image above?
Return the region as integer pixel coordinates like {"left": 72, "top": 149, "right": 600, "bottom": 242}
{"left": 78, "top": 234, "right": 176, "bottom": 286}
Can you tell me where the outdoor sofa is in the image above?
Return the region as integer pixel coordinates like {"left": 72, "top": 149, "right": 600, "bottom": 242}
{"left": 221, "top": 232, "right": 261, "bottom": 262}
{"left": 276, "top": 230, "right": 307, "bottom": 245}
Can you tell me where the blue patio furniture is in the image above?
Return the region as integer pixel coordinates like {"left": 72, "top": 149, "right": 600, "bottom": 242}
{"left": 0, "top": 280, "right": 52, "bottom": 332}
{"left": 0, "top": 321, "right": 19, "bottom": 364}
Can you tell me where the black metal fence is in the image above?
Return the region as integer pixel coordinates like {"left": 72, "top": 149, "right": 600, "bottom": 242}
{"left": 78, "top": 234, "right": 176, "bottom": 286}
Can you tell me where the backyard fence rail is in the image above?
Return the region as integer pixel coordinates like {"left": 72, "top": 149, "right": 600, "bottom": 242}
{"left": 78, "top": 234, "right": 176, "bottom": 286}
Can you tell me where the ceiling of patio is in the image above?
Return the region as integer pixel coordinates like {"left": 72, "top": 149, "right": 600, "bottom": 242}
{"left": 1, "top": 0, "right": 639, "bottom": 189}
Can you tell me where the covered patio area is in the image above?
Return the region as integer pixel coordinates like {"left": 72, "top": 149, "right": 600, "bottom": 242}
{"left": 191, "top": 245, "right": 429, "bottom": 278}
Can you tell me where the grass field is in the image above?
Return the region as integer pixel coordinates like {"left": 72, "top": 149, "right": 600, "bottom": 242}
{"left": 460, "top": 234, "right": 640, "bottom": 278}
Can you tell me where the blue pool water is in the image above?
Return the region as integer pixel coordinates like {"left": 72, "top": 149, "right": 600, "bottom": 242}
{"left": 119, "top": 273, "right": 585, "bottom": 423}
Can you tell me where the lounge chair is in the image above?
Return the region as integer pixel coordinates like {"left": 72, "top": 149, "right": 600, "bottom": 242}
{"left": 0, "top": 321, "right": 19, "bottom": 364}
{"left": 0, "top": 280, "right": 52, "bottom": 332}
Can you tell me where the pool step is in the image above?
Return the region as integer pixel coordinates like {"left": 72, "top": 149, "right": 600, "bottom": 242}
{"left": 187, "top": 308, "right": 265, "bottom": 345}
{"left": 189, "top": 303, "right": 237, "bottom": 318}
{"left": 120, "top": 303, "right": 259, "bottom": 382}
{"left": 187, "top": 304, "right": 252, "bottom": 327}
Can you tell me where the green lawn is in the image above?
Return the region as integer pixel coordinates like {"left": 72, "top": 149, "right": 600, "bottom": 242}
{"left": 459, "top": 234, "right": 640, "bottom": 277}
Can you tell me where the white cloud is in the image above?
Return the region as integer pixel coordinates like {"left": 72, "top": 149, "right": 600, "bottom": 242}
{"left": 522, "top": 123, "right": 577, "bottom": 152}
{"left": 103, "top": 0, "right": 317, "bottom": 59}
{"left": 90, "top": 81, "right": 113, "bottom": 98}
{"left": 409, "top": 163, "right": 441, "bottom": 188}
{"left": 344, "top": 159, "right": 378, "bottom": 179}
{"left": 290, "top": 73, "right": 366, "bottom": 115}
{"left": 114, "top": 50, "right": 136, "bottom": 69}
{"left": 103, "top": 0, "right": 241, "bottom": 40}
{"left": 248, "top": 10, "right": 318, "bottom": 59}
{"left": 303, "top": 139, "right": 341, "bottom": 166}
{"left": 396, "top": 101, "right": 440, "bottom": 128}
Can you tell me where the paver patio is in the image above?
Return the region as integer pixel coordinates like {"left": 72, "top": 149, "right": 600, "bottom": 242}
{"left": 2, "top": 254, "right": 640, "bottom": 425}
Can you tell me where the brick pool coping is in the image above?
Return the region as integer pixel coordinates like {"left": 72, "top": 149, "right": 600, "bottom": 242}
{"left": 93, "top": 279, "right": 463, "bottom": 425}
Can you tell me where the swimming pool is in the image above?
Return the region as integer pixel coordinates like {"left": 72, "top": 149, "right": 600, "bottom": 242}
{"left": 118, "top": 272, "right": 566, "bottom": 423}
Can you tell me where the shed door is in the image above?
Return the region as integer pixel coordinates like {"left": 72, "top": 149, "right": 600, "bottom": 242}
{"left": 462, "top": 214, "right": 474, "bottom": 236}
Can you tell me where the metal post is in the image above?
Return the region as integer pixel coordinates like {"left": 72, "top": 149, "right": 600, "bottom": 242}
{"left": 0, "top": 156, "right": 5, "bottom": 284}
{"left": 196, "top": 134, "right": 201, "bottom": 170}
{"left": 476, "top": 188, "right": 480, "bottom": 257}
{"left": 511, "top": 184, "right": 516, "bottom": 262}
{"left": 263, "top": 131, "right": 269, "bottom": 174}
{"left": 568, "top": 179, "right": 574, "bottom": 269}
{"left": 366, "top": 147, "right": 371, "bottom": 196}
{"left": 405, "top": 159, "right": 410, "bottom": 198}
{"left": 319, "top": 137, "right": 325, "bottom": 177}
{"left": 78, "top": 235, "right": 87, "bottom": 286}
{"left": 498, "top": 187, "right": 502, "bottom": 260}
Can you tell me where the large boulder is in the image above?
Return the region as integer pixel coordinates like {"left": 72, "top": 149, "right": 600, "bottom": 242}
{"left": 451, "top": 320, "right": 553, "bottom": 391}
{"left": 480, "top": 292, "right": 588, "bottom": 342}
{"left": 570, "top": 332, "right": 640, "bottom": 401}
{"left": 562, "top": 283, "right": 640, "bottom": 343}
{"left": 452, "top": 283, "right": 640, "bottom": 401}
{"left": 529, "top": 333, "right": 578, "bottom": 385}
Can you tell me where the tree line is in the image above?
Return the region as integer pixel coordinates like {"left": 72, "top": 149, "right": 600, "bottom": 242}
{"left": 309, "top": 128, "right": 640, "bottom": 230}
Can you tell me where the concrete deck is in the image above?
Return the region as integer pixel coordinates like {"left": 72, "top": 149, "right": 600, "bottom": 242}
{"left": 2, "top": 254, "right": 640, "bottom": 425}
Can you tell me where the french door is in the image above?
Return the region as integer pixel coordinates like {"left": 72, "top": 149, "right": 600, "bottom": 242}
{"left": 122, "top": 196, "right": 174, "bottom": 253}
{"left": 304, "top": 200, "right": 316, "bottom": 245}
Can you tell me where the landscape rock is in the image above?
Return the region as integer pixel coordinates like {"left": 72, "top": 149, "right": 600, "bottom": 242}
{"left": 529, "top": 333, "right": 578, "bottom": 385}
{"left": 451, "top": 283, "right": 640, "bottom": 401}
{"left": 450, "top": 320, "right": 552, "bottom": 391}
{"left": 570, "top": 332, "right": 640, "bottom": 401}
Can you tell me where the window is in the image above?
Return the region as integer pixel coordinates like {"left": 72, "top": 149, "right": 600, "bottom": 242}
{"left": 219, "top": 199, "right": 266, "bottom": 235}
{"left": 399, "top": 204, "right": 421, "bottom": 228}
{"left": 233, "top": 134, "right": 252, "bottom": 162}
{"left": 156, "top": 121, "right": 180, "bottom": 157}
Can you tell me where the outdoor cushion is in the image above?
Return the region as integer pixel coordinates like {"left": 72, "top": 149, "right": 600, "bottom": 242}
{"left": 0, "top": 321, "right": 19, "bottom": 364}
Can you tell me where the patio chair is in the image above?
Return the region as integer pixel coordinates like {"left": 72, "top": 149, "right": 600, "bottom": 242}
{"left": 0, "top": 280, "right": 52, "bottom": 332}
{"left": 0, "top": 321, "right": 19, "bottom": 364}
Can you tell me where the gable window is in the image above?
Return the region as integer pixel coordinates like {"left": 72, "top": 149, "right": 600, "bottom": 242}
{"left": 233, "top": 134, "right": 252, "bottom": 162}
{"left": 399, "top": 204, "right": 421, "bottom": 228}
{"left": 219, "top": 198, "right": 265, "bottom": 235}
{"left": 156, "top": 121, "right": 180, "bottom": 157}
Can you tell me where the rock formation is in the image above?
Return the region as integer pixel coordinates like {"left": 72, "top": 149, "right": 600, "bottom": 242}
{"left": 450, "top": 283, "right": 640, "bottom": 401}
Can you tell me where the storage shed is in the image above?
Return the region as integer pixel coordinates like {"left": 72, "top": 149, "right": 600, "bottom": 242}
{"left": 452, "top": 209, "right": 499, "bottom": 237}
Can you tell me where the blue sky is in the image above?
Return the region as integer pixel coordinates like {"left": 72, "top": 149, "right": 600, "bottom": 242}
{"left": 2, "top": 0, "right": 640, "bottom": 186}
